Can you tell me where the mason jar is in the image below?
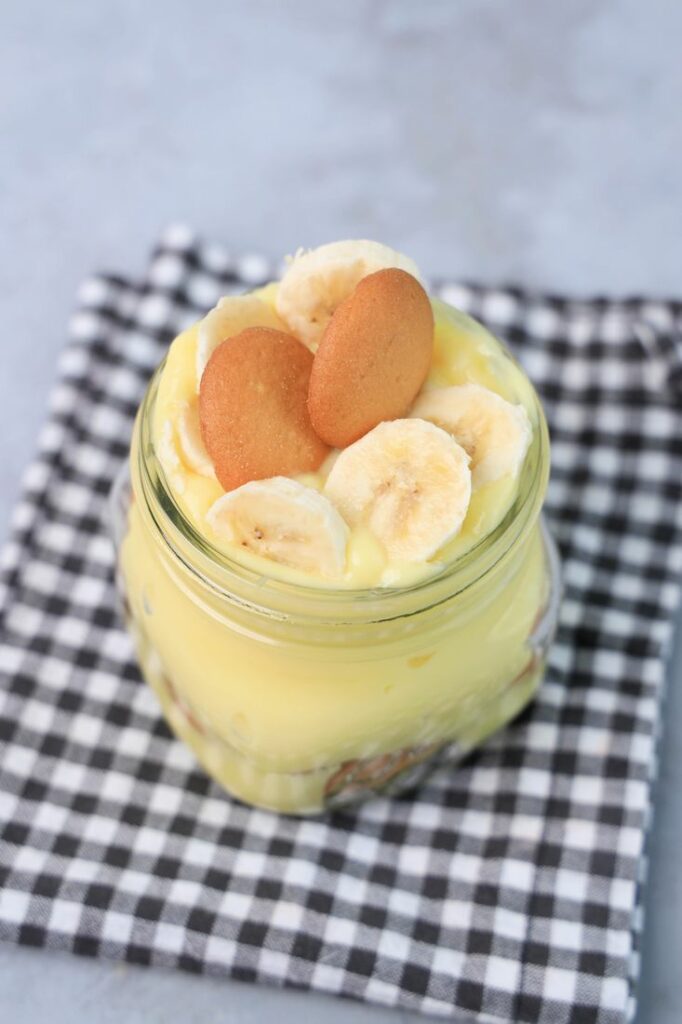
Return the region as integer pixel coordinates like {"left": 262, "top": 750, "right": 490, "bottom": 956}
{"left": 110, "top": 314, "right": 560, "bottom": 815}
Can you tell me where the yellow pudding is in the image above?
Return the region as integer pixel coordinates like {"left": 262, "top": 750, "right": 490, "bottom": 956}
{"left": 113, "top": 243, "right": 559, "bottom": 813}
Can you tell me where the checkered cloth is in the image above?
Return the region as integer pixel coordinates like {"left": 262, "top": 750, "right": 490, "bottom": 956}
{"left": 1, "top": 226, "right": 681, "bottom": 1024}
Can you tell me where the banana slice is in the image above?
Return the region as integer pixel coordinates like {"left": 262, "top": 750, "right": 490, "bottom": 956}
{"left": 196, "top": 294, "right": 284, "bottom": 387}
{"left": 276, "top": 240, "right": 423, "bottom": 350}
{"left": 324, "top": 419, "right": 471, "bottom": 563}
{"left": 411, "top": 384, "right": 532, "bottom": 486}
{"left": 176, "top": 400, "right": 215, "bottom": 478}
{"left": 206, "top": 477, "right": 349, "bottom": 578}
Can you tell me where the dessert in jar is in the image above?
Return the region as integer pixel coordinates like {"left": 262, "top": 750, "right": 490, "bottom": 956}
{"left": 111, "top": 240, "right": 561, "bottom": 814}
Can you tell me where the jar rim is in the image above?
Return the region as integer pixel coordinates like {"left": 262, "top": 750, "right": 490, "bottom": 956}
{"left": 132, "top": 310, "right": 550, "bottom": 624}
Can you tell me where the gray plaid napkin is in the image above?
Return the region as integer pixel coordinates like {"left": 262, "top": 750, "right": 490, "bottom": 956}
{"left": 1, "top": 225, "right": 681, "bottom": 1024}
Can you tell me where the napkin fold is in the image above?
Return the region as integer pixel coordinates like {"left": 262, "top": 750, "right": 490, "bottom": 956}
{"left": 1, "top": 225, "right": 681, "bottom": 1024}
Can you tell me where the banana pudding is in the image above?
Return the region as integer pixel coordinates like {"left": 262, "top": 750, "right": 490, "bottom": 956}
{"left": 114, "top": 240, "right": 560, "bottom": 813}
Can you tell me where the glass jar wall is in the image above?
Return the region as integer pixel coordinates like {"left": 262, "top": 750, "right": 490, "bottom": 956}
{"left": 111, "top": 313, "right": 560, "bottom": 815}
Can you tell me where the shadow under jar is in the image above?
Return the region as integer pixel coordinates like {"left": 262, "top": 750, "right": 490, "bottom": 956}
{"left": 111, "top": 324, "right": 560, "bottom": 816}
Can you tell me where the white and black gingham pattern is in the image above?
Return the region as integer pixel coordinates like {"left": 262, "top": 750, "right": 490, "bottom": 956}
{"left": 1, "top": 225, "right": 681, "bottom": 1024}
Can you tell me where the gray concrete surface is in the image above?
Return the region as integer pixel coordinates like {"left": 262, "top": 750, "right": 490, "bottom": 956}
{"left": 1, "top": 1, "right": 681, "bottom": 1021}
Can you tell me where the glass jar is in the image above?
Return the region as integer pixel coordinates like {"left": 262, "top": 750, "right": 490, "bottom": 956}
{"left": 110, "top": 324, "right": 560, "bottom": 816}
